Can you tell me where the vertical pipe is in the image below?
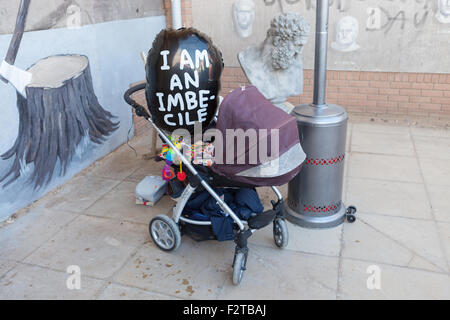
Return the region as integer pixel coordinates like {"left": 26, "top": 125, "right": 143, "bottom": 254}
{"left": 313, "top": 0, "right": 329, "bottom": 108}
{"left": 171, "top": 0, "right": 182, "bottom": 30}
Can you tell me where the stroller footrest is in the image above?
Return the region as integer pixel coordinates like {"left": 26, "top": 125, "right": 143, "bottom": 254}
{"left": 247, "top": 209, "right": 276, "bottom": 230}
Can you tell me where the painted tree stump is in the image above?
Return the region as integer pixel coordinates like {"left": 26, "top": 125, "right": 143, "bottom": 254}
{"left": 0, "top": 54, "right": 119, "bottom": 188}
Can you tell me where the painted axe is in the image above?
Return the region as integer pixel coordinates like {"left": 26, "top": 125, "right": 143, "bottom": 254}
{"left": 0, "top": 0, "right": 32, "bottom": 98}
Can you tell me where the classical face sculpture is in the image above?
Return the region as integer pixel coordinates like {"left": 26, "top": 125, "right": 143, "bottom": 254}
{"left": 331, "top": 16, "right": 360, "bottom": 52}
{"left": 233, "top": 0, "right": 255, "bottom": 38}
{"left": 436, "top": 0, "right": 450, "bottom": 23}
{"left": 238, "top": 13, "right": 310, "bottom": 104}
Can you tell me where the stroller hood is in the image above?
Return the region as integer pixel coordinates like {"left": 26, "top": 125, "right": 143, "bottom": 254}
{"left": 211, "top": 86, "right": 305, "bottom": 186}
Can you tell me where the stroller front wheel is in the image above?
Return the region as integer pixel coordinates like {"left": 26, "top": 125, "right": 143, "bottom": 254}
{"left": 232, "top": 251, "right": 247, "bottom": 285}
{"left": 273, "top": 218, "right": 289, "bottom": 248}
{"left": 149, "top": 215, "right": 181, "bottom": 252}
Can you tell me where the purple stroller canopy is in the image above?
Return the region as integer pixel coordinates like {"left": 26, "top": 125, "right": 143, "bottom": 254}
{"left": 211, "top": 86, "right": 305, "bottom": 186}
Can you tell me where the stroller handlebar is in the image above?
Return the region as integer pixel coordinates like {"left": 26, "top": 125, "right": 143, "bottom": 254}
{"left": 123, "top": 83, "right": 151, "bottom": 119}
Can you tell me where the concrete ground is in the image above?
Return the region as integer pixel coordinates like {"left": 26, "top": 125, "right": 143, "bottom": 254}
{"left": 0, "top": 121, "right": 449, "bottom": 300}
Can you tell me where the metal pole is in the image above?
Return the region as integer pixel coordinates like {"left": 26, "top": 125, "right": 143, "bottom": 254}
{"left": 313, "top": 0, "right": 329, "bottom": 108}
{"left": 171, "top": 0, "right": 182, "bottom": 29}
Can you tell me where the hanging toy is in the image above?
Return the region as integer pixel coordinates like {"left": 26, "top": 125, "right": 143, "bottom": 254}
{"left": 161, "top": 136, "right": 183, "bottom": 181}
{"left": 177, "top": 162, "right": 186, "bottom": 181}
{"left": 162, "top": 160, "right": 175, "bottom": 181}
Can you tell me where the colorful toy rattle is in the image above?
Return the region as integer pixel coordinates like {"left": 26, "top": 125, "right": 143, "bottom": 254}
{"left": 161, "top": 136, "right": 186, "bottom": 182}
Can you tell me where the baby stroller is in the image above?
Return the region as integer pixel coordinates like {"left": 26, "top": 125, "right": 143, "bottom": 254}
{"left": 124, "top": 85, "right": 306, "bottom": 285}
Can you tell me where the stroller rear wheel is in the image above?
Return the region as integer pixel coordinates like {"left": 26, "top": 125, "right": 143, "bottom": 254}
{"left": 232, "top": 251, "right": 247, "bottom": 285}
{"left": 149, "top": 215, "right": 181, "bottom": 252}
{"left": 273, "top": 218, "right": 289, "bottom": 248}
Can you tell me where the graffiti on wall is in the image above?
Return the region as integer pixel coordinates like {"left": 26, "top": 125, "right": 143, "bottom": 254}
{"left": 262, "top": 0, "right": 449, "bottom": 34}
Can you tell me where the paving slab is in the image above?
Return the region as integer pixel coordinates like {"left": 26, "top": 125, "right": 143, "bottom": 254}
{"left": 346, "top": 177, "right": 432, "bottom": 220}
{"left": 419, "top": 157, "right": 450, "bottom": 187}
{"left": 348, "top": 153, "right": 422, "bottom": 183}
{"left": 413, "top": 136, "right": 450, "bottom": 160}
{"left": 342, "top": 213, "right": 448, "bottom": 273}
{"left": 84, "top": 180, "right": 175, "bottom": 224}
{"left": 249, "top": 221, "right": 343, "bottom": 257}
{"left": 83, "top": 138, "right": 153, "bottom": 181}
{"left": 0, "top": 263, "right": 105, "bottom": 300}
{"left": 113, "top": 239, "right": 237, "bottom": 299}
{"left": 34, "top": 175, "right": 121, "bottom": 214}
{"left": 24, "top": 215, "right": 148, "bottom": 279}
{"left": 338, "top": 259, "right": 449, "bottom": 300}
{"left": 218, "top": 244, "right": 339, "bottom": 300}
{"left": 351, "top": 131, "right": 415, "bottom": 156}
{"left": 0, "top": 208, "right": 77, "bottom": 262}
{"left": 124, "top": 160, "right": 165, "bottom": 182}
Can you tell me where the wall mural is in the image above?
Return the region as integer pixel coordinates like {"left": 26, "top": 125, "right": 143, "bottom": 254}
{"left": 0, "top": 0, "right": 118, "bottom": 189}
{"left": 1, "top": 55, "right": 119, "bottom": 188}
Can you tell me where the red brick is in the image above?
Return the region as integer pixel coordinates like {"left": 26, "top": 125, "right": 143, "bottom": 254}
{"left": 328, "top": 79, "right": 349, "bottom": 87}
{"left": 423, "top": 74, "right": 432, "bottom": 82}
{"left": 339, "top": 87, "right": 359, "bottom": 94}
{"left": 389, "top": 95, "right": 410, "bottom": 102}
{"left": 379, "top": 88, "right": 399, "bottom": 95}
{"left": 410, "top": 96, "right": 432, "bottom": 103}
{"left": 412, "top": 82, "right": 434, "bottom": 90}
{"left": 434, "top": 83, "right": 450, "bottom": 91}
{"left": 399, "top": 89, "right": 421, "bottom": 96}
{"left": 420, "top": 103, "right": 442, "bottom": 111}
{"left": 431, "top": 97, "right": 450, "bottom": 105}
{"left": 422, "top": 90, "right": 443, "bottom": 97}
{"left": 348, "top": 80, "right": 370, "bottom": 87}
{"left": 370, "top": 81, "right": 391, "bottom": 88}
{"left": 379, "top": 101, "right": 398, "bottom": 108}
{"left": 416, "top": 74, "right": 425, "bottom": 83}
{"left": 398, "top": 102, "right": 417, "bottom": 109}
{"left": 367, "top": 94, "right": 388, "bottom": 101}
{"left": 358, "top": 87, "right": 379, "bottom": 94}
{"left": 408, "top": 74, "right": 417, "bottom": 82}
{"left": 359, "top": 72, "right": 370, "bottom": 81}
{"left": 390, "top": 82, "right": 412, "bottom": 89}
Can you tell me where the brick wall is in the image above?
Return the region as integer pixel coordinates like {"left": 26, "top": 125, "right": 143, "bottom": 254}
{"left": 220, "top": 67, "right": 450, "bottom": 126}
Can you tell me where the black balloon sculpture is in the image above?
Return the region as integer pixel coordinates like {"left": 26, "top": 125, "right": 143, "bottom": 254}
{"left": 145, "top": 28, "right": 224, "bottom": 134}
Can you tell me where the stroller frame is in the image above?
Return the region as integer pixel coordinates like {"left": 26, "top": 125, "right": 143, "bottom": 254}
{"left": 124, "top": 84, "right": 289, "bottom": 285}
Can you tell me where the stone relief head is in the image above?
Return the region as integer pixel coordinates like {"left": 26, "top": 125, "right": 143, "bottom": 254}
{"left": 332, "top": 16, "right": 360, "bottom": 52}
{"left": 266, "top": 13, "right": 311, "bottom": 70}
{"left": 436, "top": 0, "right": 450, "bottom": 23}
{"left": 233, "top": 0, "right": 256, "bottom": 38}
